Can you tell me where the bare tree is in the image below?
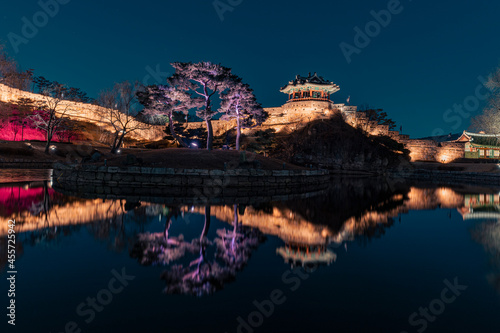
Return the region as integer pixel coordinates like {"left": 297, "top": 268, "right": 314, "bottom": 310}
{"left": 471, "top": 67, "right": 500, "bottom": 133}
{"left": 10, "top": 97, "right": 36, "bottom": 141}
{"left": 220, "top": 77, "right": 267, "bottom": 150}
{"left": 97, "top": 81, "right": 149, "bottom": 153}
{"left": 30, "top": 84, "right": 71, "bottom": 154}
{"left": 0, "top": 44, "right": 33, "bottom": 90}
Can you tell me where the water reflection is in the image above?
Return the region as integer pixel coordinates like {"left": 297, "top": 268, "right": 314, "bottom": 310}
{"left": 130, "top": 205, "right": 266, "bottom": 296}
{"left": 3, "top": 179, "right": 500, "bottom": 296}
{"left": 0, "top": 169, "right": 52, "bottom": 184}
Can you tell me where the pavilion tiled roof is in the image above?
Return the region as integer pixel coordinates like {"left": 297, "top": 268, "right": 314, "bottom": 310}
{"left": 281, "top": 72, "right": 333, "bottom": 90}
{"left": 458, "top": 131, "right": 500, "bottom": 147}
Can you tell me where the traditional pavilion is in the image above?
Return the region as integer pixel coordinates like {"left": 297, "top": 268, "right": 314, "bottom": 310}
{"left": 280, "top": 72, "right": 340, "bottom": 102}
{"left": 457, "top": 131, "right": 500, "bottom": 159}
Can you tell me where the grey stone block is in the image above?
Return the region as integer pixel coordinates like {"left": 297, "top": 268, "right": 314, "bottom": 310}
{"left": 141, "top": 167, "right": 152, "bottom": 174}
{"left": 209, "top": 170, "right": 224, "bottom": 176}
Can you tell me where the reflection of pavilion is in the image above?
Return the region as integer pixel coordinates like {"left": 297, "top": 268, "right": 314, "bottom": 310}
{"left": 276, "top": 243, "right": 336, "bottom": 267}
{"left": 459, "top": 193, "right": 500, "bottom": 220}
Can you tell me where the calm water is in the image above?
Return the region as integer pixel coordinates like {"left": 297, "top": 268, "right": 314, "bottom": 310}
{"left": 1, "top": 169, "right": 500, "bottom": 333}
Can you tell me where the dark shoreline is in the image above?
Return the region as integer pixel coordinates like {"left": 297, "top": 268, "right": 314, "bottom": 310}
{"left": 2, "top": 161, "right": 500, "bottom": 188}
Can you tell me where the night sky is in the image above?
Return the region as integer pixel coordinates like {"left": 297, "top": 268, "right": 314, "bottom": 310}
{"left": 1, "top": 0, "right": 499, "bottom": 137}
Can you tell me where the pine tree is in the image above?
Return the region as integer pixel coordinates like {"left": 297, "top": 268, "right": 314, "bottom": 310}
{"left": 140, "top": 84, "right": 196, "bottom": 147}
{"left": 169, "top": 62, "right": 232, "bottom": 150}
{"left": 220, "top": 77, "right": 267, "bottom": 150}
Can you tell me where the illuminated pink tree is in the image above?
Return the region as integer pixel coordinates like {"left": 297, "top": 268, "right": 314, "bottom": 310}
{"left": 169, "top": 62, "right": 232, "bottom": 150}
{"left": 140, "top": 85, "right": 197, "bottom": 148}
{"left": 220, "top": 78, "right": 267, "bottom": 150}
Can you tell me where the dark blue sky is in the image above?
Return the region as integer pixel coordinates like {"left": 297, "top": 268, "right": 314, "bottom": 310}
{"left": 1, "top": 0, "right": 499, "bottom": 137}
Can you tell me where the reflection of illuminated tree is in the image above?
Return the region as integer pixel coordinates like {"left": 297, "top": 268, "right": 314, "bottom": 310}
{"left": 132, "top": 205, "right": 264, "bottom": 296}
{"left": 160, "top": 206, "right": 231, "bottom": 296}
{"left": 215, "top": 205, "right": 265, "bottom": 271}
{"left": 130, "top": 206, "right": 198, "bottom": 265}
{"left": 87, "top": 200, "right": 153, "bottom": 253}
{"left": 0, "top": 181, "right": 66, "bottom": 218}
{"left": 0, "top": 181, "right": 74, "bottom": 265}
{"left": 161, "top": 206, "right": 265, "bottom": 296}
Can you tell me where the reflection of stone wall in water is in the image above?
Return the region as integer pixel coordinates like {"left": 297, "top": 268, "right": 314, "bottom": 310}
{"left": 3, "top": 183, "right": 467, "bottom": 243}
{"left": 190, "top": 205, "right": 334, "bottom": 246}
{"left": 0, "top": 197, "right": 128, "bottom": 236}
{"left": 193, "top": 185, "right": 466, "bottom": 247}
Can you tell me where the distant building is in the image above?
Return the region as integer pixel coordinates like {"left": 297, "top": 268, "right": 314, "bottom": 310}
{"left": 261, "top": 72, "right": 409, "bottom": 140}
{"left": 271, "top": 72, "right": 357, "bottom": 125}
{"left": 456, "top": 131, "right": 500, "bottom": 159}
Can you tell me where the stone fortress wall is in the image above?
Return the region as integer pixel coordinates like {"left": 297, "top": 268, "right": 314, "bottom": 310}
{"left": 0, "top": 83, "right": 464, "bottom": 162}
{"left": 0, "top": 84, "right": 164, "bottom": 141}
{"left": 404, "top": 140, "right": 465, "bottom": 163}
{"left": 255, "top": 99, "right": 465, "bottom": 163}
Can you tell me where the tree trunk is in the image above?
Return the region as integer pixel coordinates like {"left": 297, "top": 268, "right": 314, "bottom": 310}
{"left": 44, "top": 115, "right": 54, "bottom": 154}
{"left": 44, "top": 142, "right": 49, "bottom": 154}
{"left": 44, "top": 134, "right": 52, "bottom": 154}
{"left": 232, "top": 204, "right": 238, "bottom": 251}
{"left": 164, "top": 211, "right": 174, "bottom": 241}
{"left": 110, "top": 132, "right": 120, "bottom": 153}
{"left": 202, "top": 206, "right": 211, "bottom": 239}
{"left": 236, "top": 116, "right": 241, "bottom": 150}
{"left": 206, "top": 118, "right": 214, "bottom": 150}
{"left": 169, "top": 113, "right": 188, "bottom": 148}
{"left": 111, "top": 132, "right": 126, "bottom": 154}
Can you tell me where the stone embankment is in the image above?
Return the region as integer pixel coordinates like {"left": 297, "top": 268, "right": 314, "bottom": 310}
{"left": 52, "top": 163, "right": 331, "bottom": 203}
{"left": 0, "top": 158, "right": 54, "bottom": 169}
